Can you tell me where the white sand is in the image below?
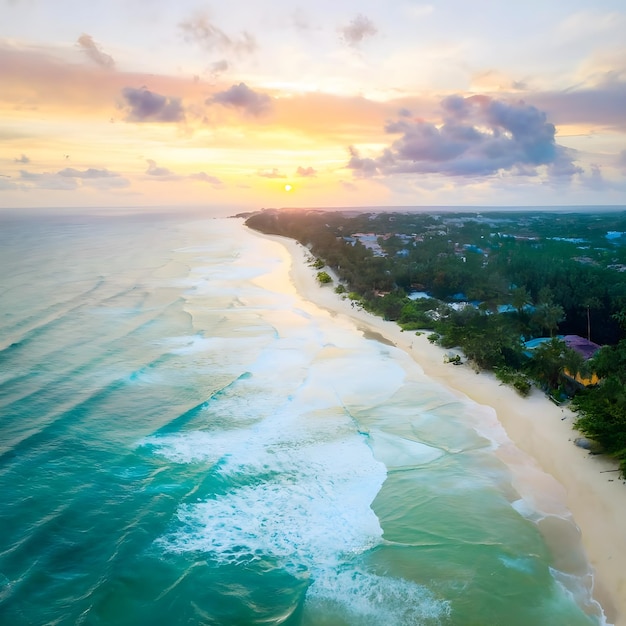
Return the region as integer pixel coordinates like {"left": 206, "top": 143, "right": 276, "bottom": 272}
{"left": 257, "top": 230, "right": 626, "bottom": 626}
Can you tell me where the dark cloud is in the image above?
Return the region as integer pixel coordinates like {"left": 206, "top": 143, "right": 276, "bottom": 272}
{"left": 122, "top": 87, "right": 185, "bottom": 123}
{"left": 208, "top": 83, "right": 272, "bottom": 117}
{"left": 146, "top": 159, "right": 177, "bottom": 178}
{"left": 179, "top": 12, "right": 256, "bottom": 56}
{"left": 349, "top": 95, "right": 580, "bottom": 179}
{"left": 14, "top": 154, "right": 29, "bottom": 164}
{"left": 77, "top": 33, "right": 115, "bottom": 69}
{"left": 296, "top": 166, "right": 317, "bottom": 177}
{"left": 340, "top": 14, "right": 377, "bottom": 46}
{"left": 257, "top": 168, "right": 285, "bottom": 179}
{"left": 189, "top": 171, "right": 223, "bottom": 186}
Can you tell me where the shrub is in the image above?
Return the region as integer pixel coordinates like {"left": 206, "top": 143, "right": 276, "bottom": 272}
{"left": 495, "top": 366, "right": 532, "bottom": 397}
{"left": 316, "top": 271, "right": 332, "bottom": 284}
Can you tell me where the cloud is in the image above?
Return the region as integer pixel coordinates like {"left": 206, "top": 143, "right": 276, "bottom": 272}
{"left": 0, "top": 44, "right": 209, "bottom": 120}
{"left": 189, "top": 171, "right": 223, "bottom": 186}
{"left": 257, "top": 168, "right": 285, "bottom": 179}
{"left": 530, "top": 76, "right": 626, "bottom": 131}
{"left": 14, "top": 154, "right": 30, "bottom": 164}
{"left": 346, "top": 146, "right": 380, "bottom": 177}
{"left": 0, "top": 175, "right": 17, "bottom": 190}
{"left": 146, "top": 159, "right": 177, "bottom": 179}
{"left": 296, "top": 166, "right": 317, "bottom": 177}
{"left": 122, "top": 87, "right": 185, "bottom": 123}
{"left": 209, "top": 59, "right": 229, "bottom": 75}
{"left": 179, "top": 12, "right": 256, "bottom": 56}
{"left": 340, "top": 14, "right": 377, "bottom": 46}
{"left": 18, "top": 172, "right": 75, "bottom": 193}
{"left": 77, "top": 33, "right": 115, "bottom": 70}
{"left": 348, "top": 95, "right": 581, "bottom": 179}
{"left": 16, "top": 167, "right": 128, "bottom": 190}
{"left": 208, "top": 83, "right": 272, "bottom": 117}
{"left": 58, "top": 167, "right": 117, "bottom": 179}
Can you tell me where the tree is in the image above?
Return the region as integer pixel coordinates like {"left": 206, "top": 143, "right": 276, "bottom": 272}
{"left": 537, "top": 285, "right": 555, "bottom": 306}
{"left": 525, "top": 337, "right": 580, "bottom": 392}
{"left": 581, "top": 296, "right": 602, "bottom": 342}
{"left": 511, "top": 286, "right": 532, "bottom": 316}
{"left": 573, "top": 348, "right": 626, "bottom": 475}
{"left": 532, "top": 303, "right": 565, "bottom": 337}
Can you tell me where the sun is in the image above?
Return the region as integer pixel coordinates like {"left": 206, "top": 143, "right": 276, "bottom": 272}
{"left": 284, "top": 184, "right": 292, "bottom": 192}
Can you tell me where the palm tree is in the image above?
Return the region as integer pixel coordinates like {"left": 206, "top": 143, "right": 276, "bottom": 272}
{"left": 527, "top": 337, "right": 579, "bottom": 392}
{"left": 581, "top": 296, "right": 601, "bottom": 341}
{"left": 511, "top": 286, "right": 532, "bottom": 316}
{"left": 533, "top": 303, "right": 565, "bottom": 337}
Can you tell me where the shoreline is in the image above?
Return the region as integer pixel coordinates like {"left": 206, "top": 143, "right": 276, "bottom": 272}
{"left": 255, "top": 229, "right": 626, "bottom": 626}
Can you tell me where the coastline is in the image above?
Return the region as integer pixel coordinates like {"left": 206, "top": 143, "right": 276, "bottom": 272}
{"left": 256, "top": 229, "right": 626, "bottom": 626}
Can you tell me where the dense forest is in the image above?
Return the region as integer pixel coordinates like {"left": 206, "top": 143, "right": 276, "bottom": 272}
{"left": 245, "top": 208, "right": 626, "bottom": 474}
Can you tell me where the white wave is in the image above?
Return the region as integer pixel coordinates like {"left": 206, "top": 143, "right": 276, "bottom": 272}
{"left": 305, "top": 568, "right": 451, "bottom": 625}
{"left": 155, "top": 430, "right": 386, "bottom": 567}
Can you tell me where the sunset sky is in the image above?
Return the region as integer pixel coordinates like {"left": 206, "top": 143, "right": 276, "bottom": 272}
{"left": 1, "top": 0, "right": 625, "bottom": 211}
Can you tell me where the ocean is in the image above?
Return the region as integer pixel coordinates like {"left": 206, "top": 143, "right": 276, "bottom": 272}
{"left": 0, "top": 211, "right": 607, "bottom": 625}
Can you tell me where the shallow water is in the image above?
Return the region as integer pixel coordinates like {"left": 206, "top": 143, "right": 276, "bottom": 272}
{"left": 0, "top": 212, "right": 605, "bottom": 625}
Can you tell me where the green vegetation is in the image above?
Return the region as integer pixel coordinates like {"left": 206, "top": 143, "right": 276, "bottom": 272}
{"left": 494, "top": 367, "right": 532, "bottom": 397}
{"left": 246, "top": 208, "right": 626, "bottom": 474}
{"left": 572, "top": 338, "right": 626, "bottom": 474}
{"left": 316, "top": 271, "right": 332, "bottom": 284}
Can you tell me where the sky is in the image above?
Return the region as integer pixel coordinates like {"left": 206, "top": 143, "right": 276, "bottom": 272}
{"left": 1, "top": 0, "right": 625, "bottom": 211}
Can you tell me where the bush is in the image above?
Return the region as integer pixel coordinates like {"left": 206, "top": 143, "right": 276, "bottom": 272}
{"left": 400, "top": 321, "right": 431, "bottom": 331}
{"left": 316, "top": 271, "right": 332, "bottom": 284}
{"left": 495, "top": 366, "right": 532, "bottom": 397}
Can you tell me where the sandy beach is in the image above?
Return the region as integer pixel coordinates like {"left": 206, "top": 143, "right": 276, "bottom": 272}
{"left": 261, "top": 231, "right": 626, "bottom": 626}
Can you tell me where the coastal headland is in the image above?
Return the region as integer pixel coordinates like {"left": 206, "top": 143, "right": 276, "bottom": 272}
{"left": 254, "top": 228, "right": 626, "bottom": 626}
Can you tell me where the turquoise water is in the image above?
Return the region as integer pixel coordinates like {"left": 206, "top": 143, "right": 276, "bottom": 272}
{"left": 0, "top": 212, "right": 606, "bottom": 625}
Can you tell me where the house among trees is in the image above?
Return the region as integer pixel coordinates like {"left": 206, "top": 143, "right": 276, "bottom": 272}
{"left": 523, "top": 335, "right": 601, "bottom": 389}
{"left": 562, "top": 335, "right": 601, "bottom": 387}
